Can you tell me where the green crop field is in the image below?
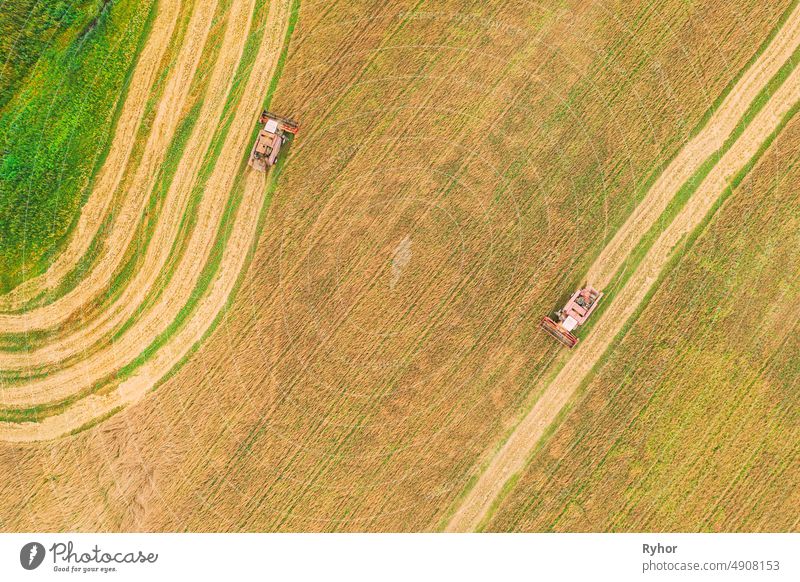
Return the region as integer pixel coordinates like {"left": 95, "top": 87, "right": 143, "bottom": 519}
{"left": 484, "top": 111, "right": 800, "bottom": 532}
{"left": 0, "top": 0, "right": 796, "bottom": 537}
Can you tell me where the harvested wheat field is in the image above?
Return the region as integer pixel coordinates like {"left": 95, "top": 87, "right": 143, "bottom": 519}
{"left": 0, "top": 0, "right": 797, "bottom": 534}
{"left": 484, "top": 108, "right": 800, "bottom": 532}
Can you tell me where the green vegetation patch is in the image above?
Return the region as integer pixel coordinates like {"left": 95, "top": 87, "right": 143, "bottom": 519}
{"left": 0, "top": 0, "right": 96, "bottom": 112}
{"left": 579, "top": 35, "right": 800, "bottom": 339}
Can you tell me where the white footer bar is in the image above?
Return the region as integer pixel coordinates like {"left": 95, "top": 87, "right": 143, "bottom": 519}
{"left": 1, "top": 533, "right": 797, "bottom": 581}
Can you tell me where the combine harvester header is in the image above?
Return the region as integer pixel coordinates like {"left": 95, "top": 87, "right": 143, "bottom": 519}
{"left": 248, "top": 110, "right": 299, "bottom": 172}
{"left": 540, "top": 286, "right": 603, "bottom": 348}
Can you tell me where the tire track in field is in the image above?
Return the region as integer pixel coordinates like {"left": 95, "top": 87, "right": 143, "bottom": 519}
{"left": 445, "top": 2, "right": 800, "bottom": 532}
{"left": 0, "top": 0, "right": 219, "bottom": 331}
{"left": 0, "top": 0, "right": 256, "bottom": 372}
{"left": 0, "top": 0, "right": 294, "bottom": 441}
{"left": 192, "top": 2, "right": 518, "bottom": 512}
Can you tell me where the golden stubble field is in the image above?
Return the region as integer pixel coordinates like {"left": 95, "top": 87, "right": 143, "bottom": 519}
{"left": 0, "top": 0, "right": 793, "bottom": 530}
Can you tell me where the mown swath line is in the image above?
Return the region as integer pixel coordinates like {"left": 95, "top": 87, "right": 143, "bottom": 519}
{"left": 0, "top": 0, "right": 236, "bottom": 355}
{"left": 0, "top": 0, "right": 299, "bottom": 423}
{"left": 94, "top": 0, "right": 282, "bottom": 348}
{"left": 0, "top": 99, "right": 202, "bottom": 359}
{"left": 0, "top": 0, "right": 161, "bottom": 295}
{"left": 89, "top": 0, "right": 237, "bottom": 311}
{"left": 0, "top": 0, "right": 247, "bottom": 379}
{"left": 555, "top": 47, "right": 800, "bottom": 337}
{"left": 0, "top": 0, "right": 250, "bottom": 384}
{"left": 107, "top": 0, "right": 274, "bottom": 344}
{"left": 604, "top": 97, "right": 800, "bottom": 388}
{"left": 0, "top": 216, "right": 113, "bottom": 351}
{"left": 2, "top": 0, "right": 195, "bottom": 314}
{"left": 0, "top": 0, "right": 233, "bottom": 363}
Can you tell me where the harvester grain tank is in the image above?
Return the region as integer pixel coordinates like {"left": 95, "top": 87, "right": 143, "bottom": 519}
{"left": 248, "top": 110, "right": 299, "bottom": 172}
{"left": 540, "top": 286, "right": 603, "bottom": 348}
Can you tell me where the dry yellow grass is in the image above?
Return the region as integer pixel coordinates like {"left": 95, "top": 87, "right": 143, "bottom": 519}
{"left": 447, "top": 1, "right": 800, "bottom": 531}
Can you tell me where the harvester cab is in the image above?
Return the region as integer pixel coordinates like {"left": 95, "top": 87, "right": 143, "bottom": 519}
{"left": 248, "top": 110, "right": 299, "bottom": 173}
{"left": 540, "top": 286, "right": 603, "bottom": 348}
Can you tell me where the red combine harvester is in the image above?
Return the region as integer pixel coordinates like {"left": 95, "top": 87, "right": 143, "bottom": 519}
{"left": 248, "top": 110, "right": 299, "bottom": 172}
{"left": 540, "top": 286, "right": 603, "bottom": 348}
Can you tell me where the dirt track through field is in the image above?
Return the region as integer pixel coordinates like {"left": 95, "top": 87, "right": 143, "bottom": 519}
{"left": 445, "top": 2, "right": 800, "bottom": 532}
{"left": 0, "top": 0, "right": 294, "bottom": 441}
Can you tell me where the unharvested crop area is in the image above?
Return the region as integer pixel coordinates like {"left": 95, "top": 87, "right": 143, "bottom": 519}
{"left": 0, "top": 0, "right": 797, "bottom": 532}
